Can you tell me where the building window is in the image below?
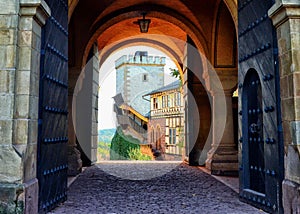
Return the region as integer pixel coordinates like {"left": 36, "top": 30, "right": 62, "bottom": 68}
{"left": 175, "top": 92, "right": 181, "bottom": 106}
{"left": 169, "top": 128, "right": 176, "bottom": 144}
{"left": 143, "top": 74, "right": 148, "bottom": 82}
{"left": 162, "top": 95, "right": 167, "bottom": 108}
{"left": 169, "top": 94, "right": 173, "bottom": 107}
{"left": 153, "top": 98, "right": 158, "bottom": 109}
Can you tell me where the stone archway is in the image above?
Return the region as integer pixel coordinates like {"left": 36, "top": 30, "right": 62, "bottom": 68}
{"left": 68, "top": 0, "right": 238, "bottom": 175}
{"left": 1, "top": 0, "right": 299, "bottom": 213}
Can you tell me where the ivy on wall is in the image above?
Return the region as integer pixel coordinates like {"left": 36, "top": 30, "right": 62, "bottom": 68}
{"left": 110, "top": 127, "right": 143, "bottom": 160}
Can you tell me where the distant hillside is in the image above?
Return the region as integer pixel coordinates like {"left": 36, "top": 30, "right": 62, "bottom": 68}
{"left": 98, "top": 128, "right": 116, "bottom": 143}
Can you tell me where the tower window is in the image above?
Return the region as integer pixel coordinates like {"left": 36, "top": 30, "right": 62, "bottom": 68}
{"left": 143, "top": 74, "right": 148, "bottom": 82}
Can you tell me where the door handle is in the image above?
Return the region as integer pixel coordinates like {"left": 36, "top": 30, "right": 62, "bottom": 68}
{"left": 250, "top": 123, "right": 260, "bottom": 134}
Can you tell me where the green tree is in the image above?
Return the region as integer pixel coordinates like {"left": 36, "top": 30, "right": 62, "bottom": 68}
{"left": 170, "top": 68, "right": 182, "bottom": 85}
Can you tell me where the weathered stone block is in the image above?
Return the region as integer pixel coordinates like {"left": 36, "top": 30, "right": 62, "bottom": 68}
{"left": 290, "top": 121, "right": 300, "bottom": 146}
{"left": 92, "top": 95, "right": 98, "bottom": 108}
{"left": 32, "top": 19, "right": 41, "bottom": 36}
{"left": 92, "top": 122, "right": 98, "bottom": 136}
{"left": 92, "top": 135, "right": 98, "bottom": 148}
{"left": 91, "top": 148, "right": 97, "bottom": 163}
{"left": 0, "top": 46, "right": 6, "bottom": 68}
{"left": 288, "top": 73, "right": 294, "bottom": 97}
{"left": 0, "top": 29, "right": 15, "bottom": 45}
{"left": 0, "top": 15, "right": 18, "bottom": 29}
{"left": 279, "top": 52, "right": 292, "bottom": 76}
{"left": 0, "top": 1, "right": 18, "bottom": 14}
{"left": 14, "top": 119, "right": 29, "bottom": 145}
{"left": 93, "top": 82, "right": 98, "bottom": 95}
{"left": 291, "top": 33, "right": 300, "bottom": 52}
{"left": 0, "top": 45, "right": 16, "bottom": 69}
{"left": 14, "top": 94, "right": 29, "bottom": 118}
{"left": 0, "top": 146, "right": 22, "bottom": 183}
{"left": 92, "top": 108, "right": 98, "bottom": 122}
{"left": 18, "top": 46, "right": 31, "bottom": 70}
{"left": 23, "top": 144, "right": 37, "bottom": 181}
{"left": 291, "top": 49, "right": 300, "bottom": 73}
{"left": 28, "top": 119, "right": 38, "bottom": 144}
{"left": 286, "top": 145, "right": 300, "bottom": 184}
{"left": 282, "top": 98, "right": 295, "bottom": 121}
{"left": 279, "top": 21, "right": 292, "bottom": 50}
{"left": 0, "top": 120, "right": 12, "bottom": 145}
{"left": 5, "top": 45, "right": 16, "bottom": 68}
{"left": 29, "top": 67, "right": 40, "bottom": 97}
{"left": 0, "top": 94, "right": 13, "bottom": 118}
{"left": 0, "top": 70, "right": 14, "bottom": 93}
{"left": 31, "top": 31, "right": 41, "bottom": 51}
{"left": 19, "top": 17, "right": 33, "bottom": 31}
{"left": 290, "top": 18, "right": 300, "bottom": 35}
{"left": 283, "top": 121, "right": 292, "bottom": 153}
{"left": 29, "top": 95, "right": 39, "bottom": 120}
{"left": 93, "top": 73, "right": 99, "bottom": 85}
{"left": 280, "top": 76, "right": 289, "bottom": 98}
{"left": 16, "top": 70, "right": 30, "bottom": 95}
{"left": 294, "top": 97, "right": 300, "bottom": 120}
{"left": 18, "top": 30, "right": 32, "bottom": 46}
{"left": 30, "top": 49, "right": 40, "bottom": 76}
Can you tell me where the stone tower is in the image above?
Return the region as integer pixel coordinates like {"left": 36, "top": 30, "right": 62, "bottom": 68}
{"left": 115, "top": 51, "right": 165, "bottom": 115}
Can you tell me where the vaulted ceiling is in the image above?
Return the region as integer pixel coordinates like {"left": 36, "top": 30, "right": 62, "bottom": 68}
{"left": 68, "top": 0, "right": 237, "bottom": 71}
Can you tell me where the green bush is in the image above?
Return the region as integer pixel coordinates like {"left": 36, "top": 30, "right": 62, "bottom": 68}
{"left": 128, "top": 148, "right": 152, "bottom": 160}
{"left": 110, "top": 127, "right": 140, "bottom": 160}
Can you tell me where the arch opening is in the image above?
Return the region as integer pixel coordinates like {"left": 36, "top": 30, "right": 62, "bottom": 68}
{"left": 69, "top": 0, "right": 238, "bottom": 177}
{"left": 242, "top": 69, "right": 265, "bottom": 194}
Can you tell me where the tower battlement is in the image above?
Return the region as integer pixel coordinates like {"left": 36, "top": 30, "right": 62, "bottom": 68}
{"left": 115, "top": 54, "right": 166, "bottom": 68}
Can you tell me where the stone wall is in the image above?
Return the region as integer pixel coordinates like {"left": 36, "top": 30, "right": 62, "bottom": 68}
{"left": 0, "top": 1, "right": 23, "bottom": 212}
{"left": 0, "top": 0, "right": 50, "bottom": 213}
{"left": 269, "top": 0, "right": 300, "bottom": 213}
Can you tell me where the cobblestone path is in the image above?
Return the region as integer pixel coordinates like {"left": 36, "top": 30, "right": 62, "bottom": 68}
{"left": 49, "top": 162, "right": 264, "bottom": 214}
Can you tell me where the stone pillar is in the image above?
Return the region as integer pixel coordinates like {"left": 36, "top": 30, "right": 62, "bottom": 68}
{"left": 91, "top": 44, "right": 99, "bottom": 164}
{"left": 67, "top": 82, "right": 82, "bottom": 176}
{"left": 269, "top": 1, "right": 300, "bottom": 213}
{"left": 206, "top": 88, "right": 238, "bottom": 175}
{"left": 68, "top": 44, "right": 98, "bottom": 173}
{"left": 0, "top": 1, "right": 50, "bottom": 213}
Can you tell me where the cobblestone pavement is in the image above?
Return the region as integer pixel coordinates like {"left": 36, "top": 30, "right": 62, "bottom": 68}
{"left": 49, "top": 162, "right": 264, "bottom": 214}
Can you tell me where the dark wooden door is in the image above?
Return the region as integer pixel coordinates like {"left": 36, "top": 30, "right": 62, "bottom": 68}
{"left": 37, "top": 0, "right": 68, "bottom": 213}
{"left": 242, "top": 70, "right": 265, "bottom": 194}
{"left": 238, "top": 0, "right": 284, "bottom": 213}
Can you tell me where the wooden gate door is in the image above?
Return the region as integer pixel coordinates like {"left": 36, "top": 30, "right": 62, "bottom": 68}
{"left": 238, "top": 0, "right": 284, "bottom": 213}
{"left": 37, "top": 0, "right": 68, "bottom": 213}
{"left": 242, "top": 70, "right": 266, "bottom": 194}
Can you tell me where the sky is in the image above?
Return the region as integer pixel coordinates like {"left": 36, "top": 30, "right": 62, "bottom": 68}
{"left": 98, "top": 46, "right": 178, "bottom": 130}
